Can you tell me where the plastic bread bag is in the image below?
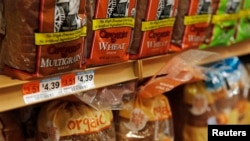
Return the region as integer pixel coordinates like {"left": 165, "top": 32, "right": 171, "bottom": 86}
{"left": 138, "top": 49, "right": 219, "bottom": 98}
{"left": 37, "top": 99, "right": 116, "bottom": 141}
{"left": 115, "top": 94, "right": 174, "bottom": 141}
{"left": 128, "top": 0, "right": 178, "bottom": 59}
{"left": 170, "top": 0, "right": 213, "bottom": 51}
{"left": 202, "top": 57, "right": 250, "bottom": 125}
{"left": 2, "top": 0, "right": 87, "bottom": 80}
{"left": 182, "top": 81, "right": 217, "bottom": 141}
{"left": 74, "top": 80, "right": 137, "bottom": 110}
{"left": 85, "top": 0, "right": 136, "bottom": 66}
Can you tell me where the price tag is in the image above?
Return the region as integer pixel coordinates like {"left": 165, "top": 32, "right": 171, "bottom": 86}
{"left": 76, "top": 70, "right": 95, "bottom": 90}
{"left": 61, "top": 73, "right": 77, "bottom": 94}
{"left": 39, "top": 77, "right": 62, "bottom": 98}
{"left": 40, "top": 77, "right": 61, "bottom": 92}
{"left": 61, "top": 73, "right": 76, "bottom": 87}
{"left": 22, "top": 81, "right": 40, "bottom": 95}
{"left": 22, "top": 71, "right": 95, "bottom": 104}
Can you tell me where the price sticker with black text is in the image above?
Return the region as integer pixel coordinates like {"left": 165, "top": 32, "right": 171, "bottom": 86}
{"left": 76, "top": 70, "right": 95, "bottom": 90}
{"left": 39, "top": 77, "right": 62, "bottom": 100}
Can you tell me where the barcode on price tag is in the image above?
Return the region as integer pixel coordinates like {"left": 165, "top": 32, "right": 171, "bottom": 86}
{"left": 76, "top": 70, "right": 95, "bottom": 90}
{"left": 23, "top": 93, "right": 53, "bottom": 104}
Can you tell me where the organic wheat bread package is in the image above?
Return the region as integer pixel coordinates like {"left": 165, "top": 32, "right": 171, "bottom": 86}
{"left": 2, "top": 0, "right": 87, "bottom": 80}
{"left": 128, "top": 0, "right": 178, "bottom": 59}
{"left": 85, "top": 0, "right": 136, "bottom": 67}
{"left": 170, "top": 0, "right": 213, "bottom": 51}
{"left": 37, "top": 100, "right": 116, "bottom": 141}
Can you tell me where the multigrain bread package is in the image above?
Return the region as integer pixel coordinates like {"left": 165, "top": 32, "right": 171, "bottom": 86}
{"left": 115, "top": 94, "right": 174, "bottom": 141}
{"left": 128, "top": 0, "right": 178, "bottom": 59}
{"left": 170, "top": 0, "right": 213, "bottom": 52}
{"left": 234, "top": 0, "right": 250, "bottom": 43}
{"left": 2, "top": 0, "right": 87, "bottom": 80}
{"left": 200, "top": 0, "right": 242, "bottom": 49}
{"left": 37, "top": 100, "right": 116, "bottom": 141}
{"left": 85, "top": 0, "right": 136, "bottom": 67}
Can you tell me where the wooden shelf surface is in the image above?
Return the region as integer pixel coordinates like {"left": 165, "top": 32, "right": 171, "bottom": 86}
{"left": 0, "top": 61, "right": 138, "bottom": 112}
{"left": 1, "top": 40, "right": 250, "bottom": 112}
{"left": 141, "top": 40, "right": 250, "bottom": 78}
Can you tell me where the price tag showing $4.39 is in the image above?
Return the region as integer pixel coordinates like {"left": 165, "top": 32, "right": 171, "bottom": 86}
{"left": 76, "top": 70, "right": 95, "bottom": 90}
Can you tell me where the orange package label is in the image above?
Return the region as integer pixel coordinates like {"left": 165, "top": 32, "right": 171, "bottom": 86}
{"left": 88, "top": 0, "right": 136, "bottom": 66}
{"left": 130, "top": 0, "right": 178, "bottom": 59}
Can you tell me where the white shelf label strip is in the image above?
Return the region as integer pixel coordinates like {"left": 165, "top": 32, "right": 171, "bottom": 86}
{"left": 23, "top": 70, "right": 95, "bottom": 104}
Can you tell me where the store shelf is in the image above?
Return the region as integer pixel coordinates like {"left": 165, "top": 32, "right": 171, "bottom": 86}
{"left": 1, "top": 40, "right": 250, "bottom": 112}
{"left": 0, "top": 60, "right": 138, "bottom": 112}
{"left": 140, "top": 40, "right": 250, "bottom": 78}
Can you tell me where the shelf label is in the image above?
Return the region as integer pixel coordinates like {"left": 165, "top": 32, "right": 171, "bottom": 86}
{"left": 40, "top": 77, "right": 61, "bottom": 92}
{"left": 22, "top": 70, "right": 95, "bottom": 104}
{"left": 22, "top": 81, "right": 40, "bottom": 95}
{"left": 61, "top": 73, "right": 76, "bottom": 94}
{"left": 75, "top": 70, "right": 95, "bottom": 90}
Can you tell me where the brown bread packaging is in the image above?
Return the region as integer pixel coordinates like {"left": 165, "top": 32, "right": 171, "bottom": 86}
{"left": 37, "top": 99, "right": 116, "bottom": 141}
{"left": 2, "top": 0, "right": 87, "bottom": 80}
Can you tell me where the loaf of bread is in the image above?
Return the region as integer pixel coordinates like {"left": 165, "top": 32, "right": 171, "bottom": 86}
{"left": 2, "top": 0, "right": 87, "bottom": 80}
{"left": 129, "top": 0, "right": 178, "bottom": 59}
{"left": 116, "top": 94, "right": 174, "bottom": 141}
{"left": 37, "top": 100, "right": 116, "bottom": 141}
{"left": 2, "top": 0, "right": 39, "bottom": 73}
{"left": 182, "top": 81, "right": 217, "bottom": 141}
{"left": 200, "top": 0, "right": 241, "bottom": 48}
{"left": 85, "top": 0, "right": 136, "bottom": 66}
{"left": 171, "top": 0, "right": 213, "bottom": 51}
{"left": 171, "top": 0, "right": 190, "bottom": 47}
{"left": 128, "top": 0, "right": 148, "bottom": 55}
